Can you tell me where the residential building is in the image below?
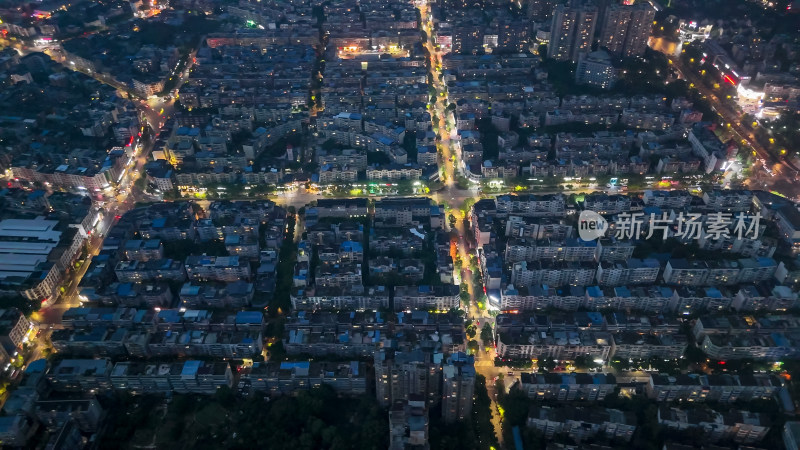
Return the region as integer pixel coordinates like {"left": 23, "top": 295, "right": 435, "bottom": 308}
{"left": 658, "top": 406, "right": 770, "bottom": 444}
{"left": 505, "top": 238, "right": 599, "bottom": 263}
{"left": 238, "top": 361, "right": 367, "bottom": 396}
{"left": 442, "top": 353, "right": 475, "bottom": 423}
{"left": 701, "top": 332, "right": 799, "bottom": 361}
{"left": 114, "top": 259, "right": 186, "bottom": 283}
{"left": 701, "top": 189, "right": 753, "bottom": 212}
{"left": 0, "top": 309, "right": 32, "bottom": 352}
{"left": 374, "top": 197, "right": 441, "bottom": 228}
{"left": 389, "top": 396, "right": 429, "bottom": 450}
{"left": 646, "top": 373, "right": 784, "bottom": 403}
{"left": 179, "top": 281, "right": 255, "bottom": 308}
{"left": 596, "top": 258, "right": 661, "bottom": 286}
{"left": 46, "top": 359, "right": 114, "bottom": 392}
{"left": 575, "top": 50, "right": 617, "bottom": 89}
{"left": 393, "top": 285, "right": 460, "bottom": 311}
{"left": 599, "top": 3, "right": 655, "bottom": 57}
{"left": 314, "top": 198, "right": 369, "bottom": 218}
{"left": 581, "top": 193, "right": 632, "bottom": 215}
{"left": 642, "top": 190, "right": 697, "bottom": 209}
{"left": 519, "top": 373, "right": 617, "bottom": 401}
{"left": 0, "top": 415, "right": 37, "bottom": 447}
{"left": 375, "top": 349, "right": 441, "bottom": 408}
{"left": 784, "top": 421, "right": 800, "bottom": 450}
{"left": 290, "top": 285, "right": 390, "bottom": 310}
{"left": 548, "top": 4, "right": 599, "bottom": 62}
{"left": 611, "top": 332, "right": 687, "bottom": 360}
{"left": 662, "top": 259, "right": 709, "bottom": 286}
{"left": 496, "top": 329, "right": 613, "bottom": 363}
{"left": 511, "top": 261, "right": 597, "bottom": 287}
{"left": 776, "top": 204, "right": 800, "bottom": 254}
{"left": 0, "top": 217, "right": 86, "bottom": 303}
{"left": 184, "top": 255, "right": 251, "bottom": 282}
{"left": 527, "top": 406, "right": 636, "bottom": 442}
{"left": 496, "top": 194, "right": 566, "bottom": 218}
{"left": 123, "top": 239, "right": 164, "bottom": 262}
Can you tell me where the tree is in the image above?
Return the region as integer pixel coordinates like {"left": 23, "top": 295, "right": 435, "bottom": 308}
{"left": 0, "top": 295, "right": 39, "bottom": 316}
{"left": 480, "top": 323, "right": 493, "bottom": 345}
{"left": 574, "top": 355, "right": 599, "bottom": 370}
{"left": 497, "top": 385, "right": 531, "bottom": 443}
{"left": 684, "top": 343, "right": 706, "bottom": 364}
{"left": 472, "top": 271, "right": 483, "bottom": 288}
{"left": 460, "top": 290, "right": 470, "bottom": 305}
{"left": 472, "top": 375, "right": 499, "bottom": 448}
{"left": 538, "top": 357, "right": 556, "bottom": 372}
{"left": 467, "top": 340, "right": 479, "bottom": 354}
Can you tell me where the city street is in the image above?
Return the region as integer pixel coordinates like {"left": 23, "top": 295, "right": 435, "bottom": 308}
{"left": 670, "top": 58, "right": 800, "bottom": 199}
{"left": 418, "top": 0, "right": 504, "bottom": 444}
{"left": 420, "top": 1, "right": 462, "bottom": 187}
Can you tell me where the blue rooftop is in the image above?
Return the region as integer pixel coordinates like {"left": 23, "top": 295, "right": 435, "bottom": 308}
{"left": 158, "top": 310, "right": 181, "bottom": 323}
{"left": 181, "top": 360, "right": 202, "bottom": 376}
{"left": 235, "top": 311, "right": 263, "bottom": 324}
{"left": 25, "top": 359, "right": 47, "bottom": 374}
{"left": 586, "top": 286, "right": 603, "bottom": 297}
{"left": 117, "top": 282, "right": 133, "bottom": 296}
{"left": 280, "top": 361, "right": 310, "bottom": 370}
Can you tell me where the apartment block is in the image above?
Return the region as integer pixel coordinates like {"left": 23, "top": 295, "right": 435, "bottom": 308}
{"left": 114, "top": 259, "right": 186, "bottom": 283}
{"left": 548, "top": 4, "right": 599, "bottom": 62}
{"left": 496, "top": 330, "right": 613, "bottom": 363}
{"left": 238, "top": 361, "right": 367, "bottom": 396}
{"left": 496, "top": 194, "right": 566, "bottom": 218}
{"left": 184, "top": 255, "right": 251, "bottom": 282}
{"left": 658, "top": 406, "right": 770, "bottom": 444}
{"left": 441, "top": 352, "right": 475, "bottom": 423}
{"left": 375, "top": 349, "right": 441, "bottom": 407}
{"left": 519, "top": 373, "right": 616, "bottom": 401}
{"left": 290, "top": 285, "right": 390, "bottom": 310}
{"left": 611, "top": 332, "right": 687, "bottom": 360}
{"left": 596, "top": 258, "right": 660, "bottom": 286}
{"left": 122, "top": 239, "right": 164, "bottom": 262}
{"left": 393, "top": 285, "right": 460, "bottom": 311}
{"left": 527, "top": 406, "right": 636, "bottom": 442}
{"left": 646, "top": 373, "right": 783, "bottom": 403}
{"left": 389, "top": 396, "right": 429, "bottom": 450}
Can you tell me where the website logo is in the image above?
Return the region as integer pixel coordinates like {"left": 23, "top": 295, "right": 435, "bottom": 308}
{"left": 578, "top": 210, "right": 608, "bottom": 241}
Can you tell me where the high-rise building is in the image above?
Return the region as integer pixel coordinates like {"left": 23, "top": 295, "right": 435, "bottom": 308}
{"left": 375, "top": 349, "right": 442, "bottom": 407}
{"left": 452, "top": 23, "right": 484, "bottom": 55}
{"left": 442, "top": 353, "right": 476, "bottom": 422}
{"left": 528, "top": 0, "right": 557, "bottom": 21}
{"left": 548, "top": 3, "right": 599, "bottom": 62}
{"left": 497, "top": 19, "right": 530, "bottom": 52}
{"left": 599, "top": 3, "right": 655, "bottom": 57}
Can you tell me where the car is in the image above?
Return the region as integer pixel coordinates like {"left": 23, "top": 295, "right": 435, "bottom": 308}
{"left": 507, "top": 371, "right": 513, "bottom": 376}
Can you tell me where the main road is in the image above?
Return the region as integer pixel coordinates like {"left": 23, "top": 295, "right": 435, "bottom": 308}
{"left": 32, "top": 56, "right": 198, "bottom": 326}
{"left": 669, "top": 57, "right": 800, "bottom": 199}
{"left": 417, "top": 1, "right": 504, "bottom": 445}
